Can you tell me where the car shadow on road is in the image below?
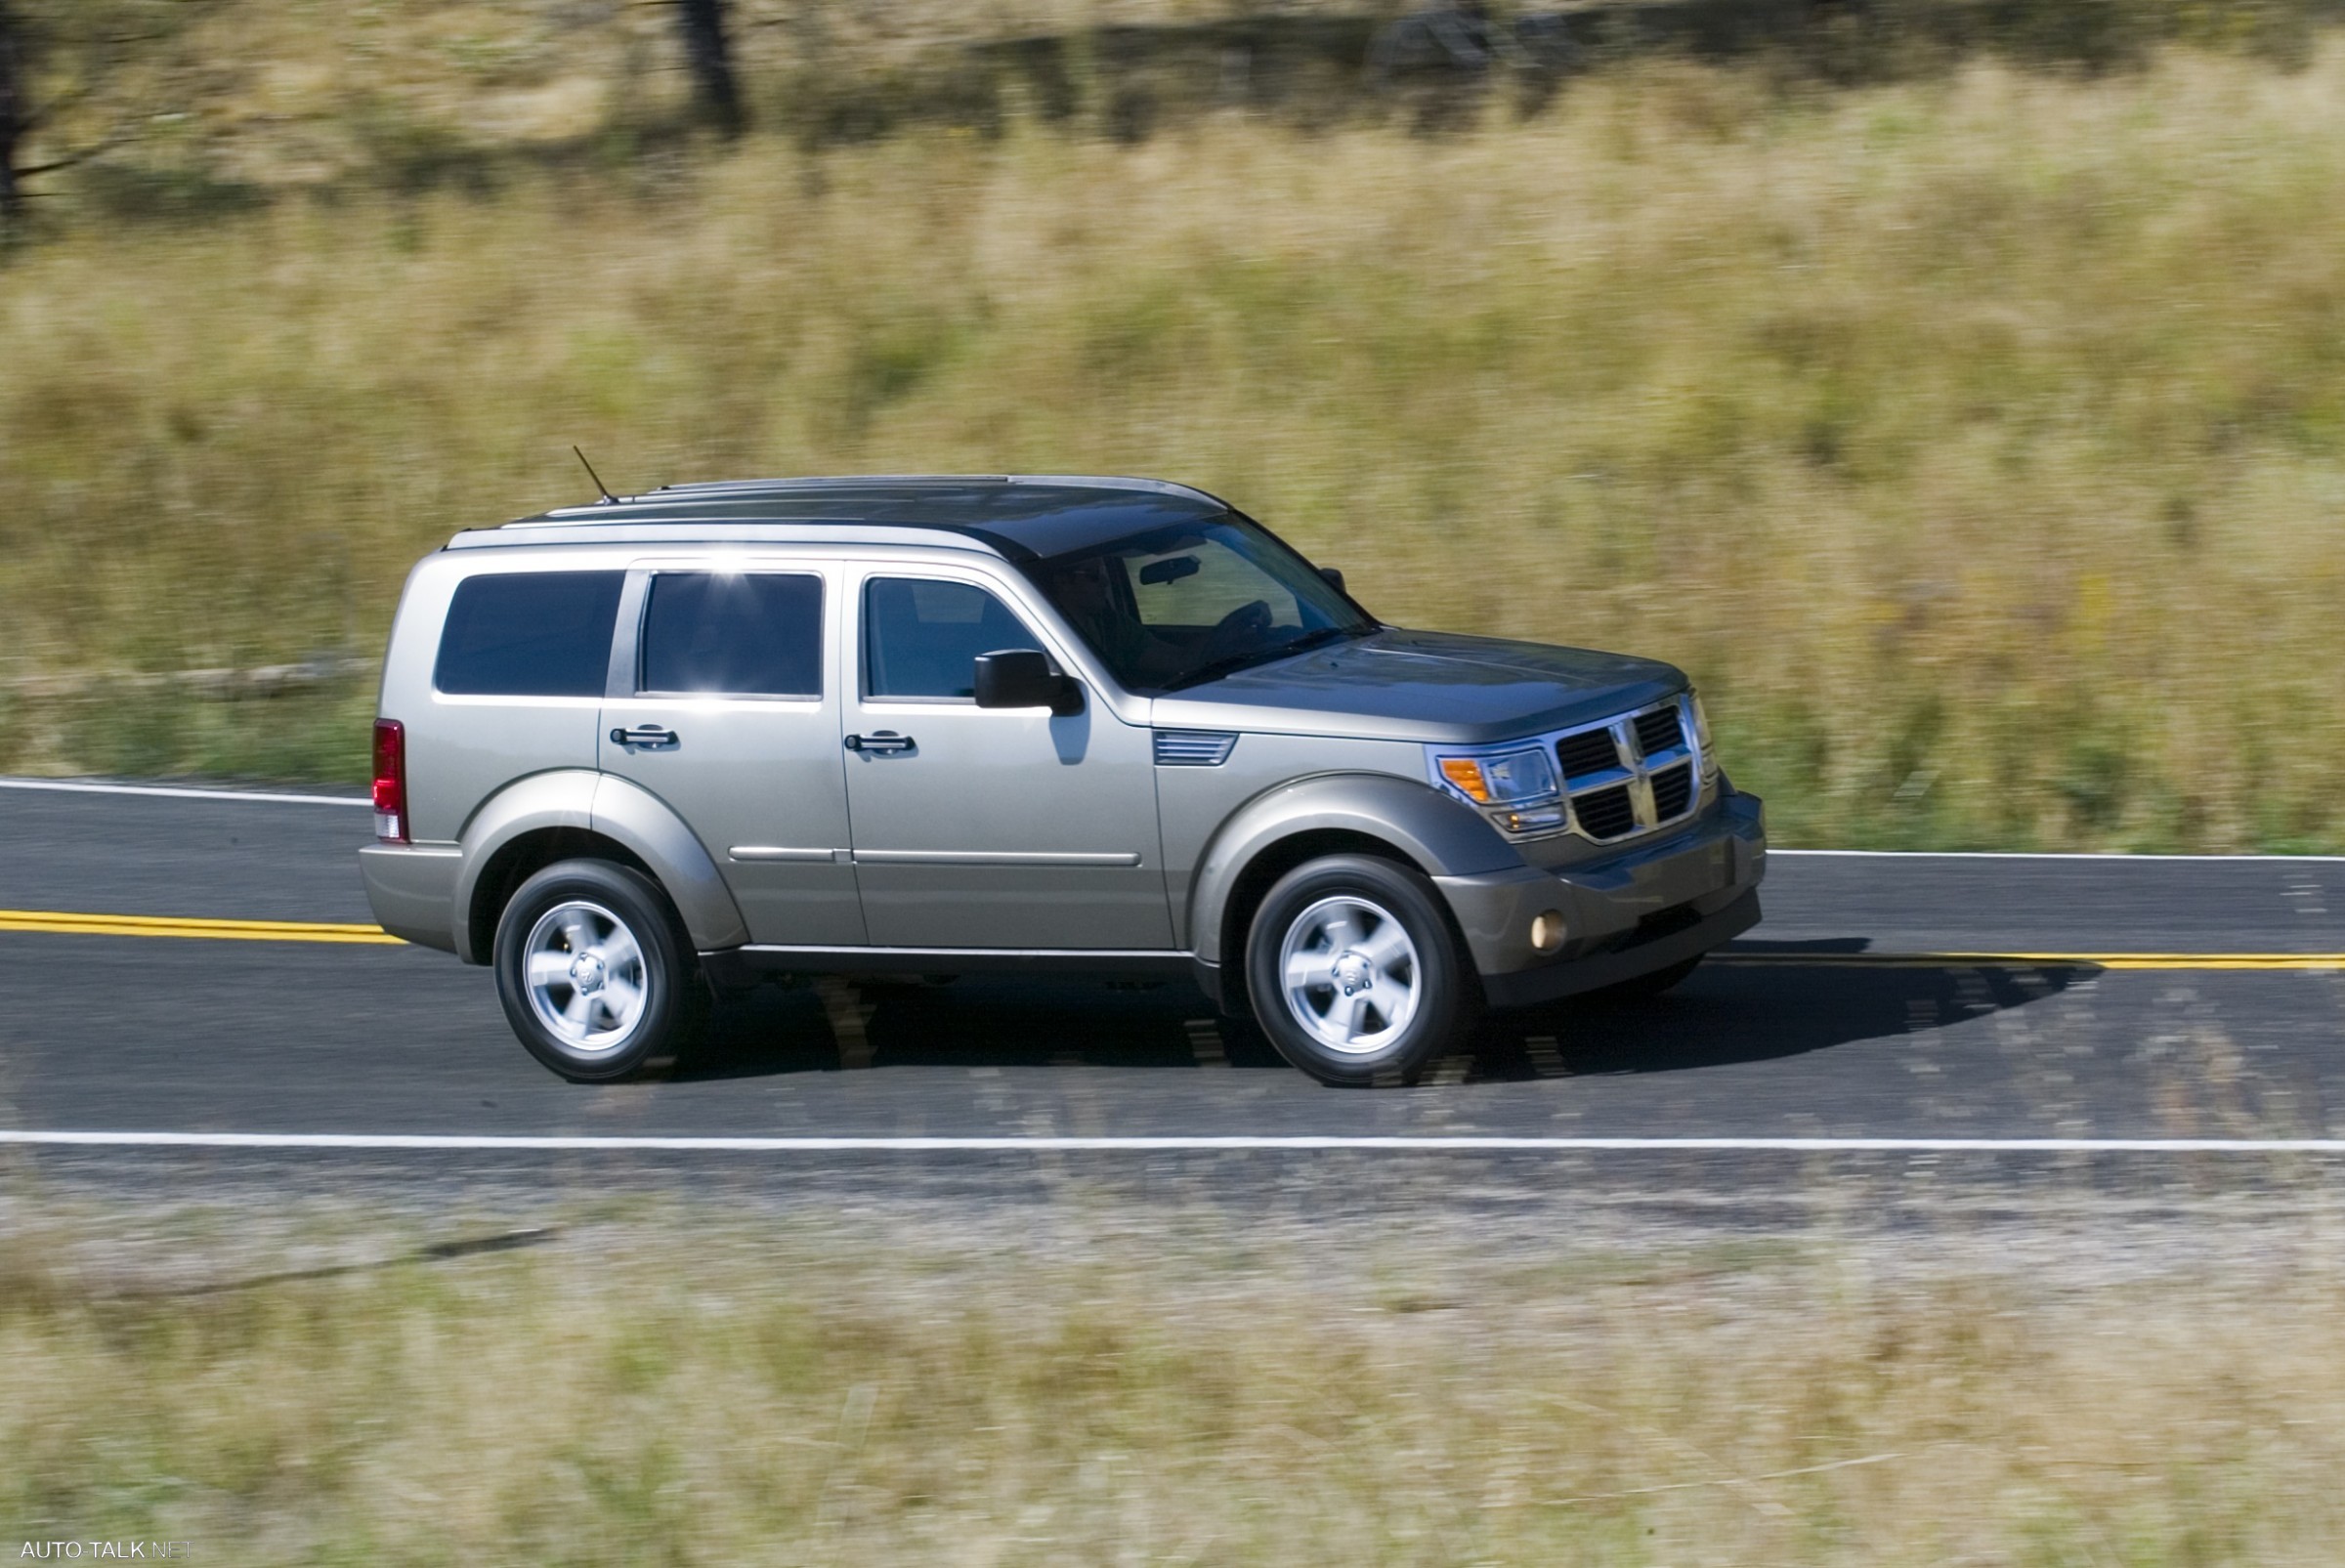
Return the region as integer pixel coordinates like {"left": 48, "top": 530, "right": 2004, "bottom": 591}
{"left": 1476, "top": 950, "right": 2089, "bottom": 1081}
{"left": 673, "top": 945, "right": 2091, "bottom": 1083}
{"left": 679, "top": 977, "right": 1236, "bottom": 1080}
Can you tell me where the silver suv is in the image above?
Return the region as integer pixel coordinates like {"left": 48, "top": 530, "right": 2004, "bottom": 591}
{"left": 360, "top": 476, "right": 1765, "bottom": 1085}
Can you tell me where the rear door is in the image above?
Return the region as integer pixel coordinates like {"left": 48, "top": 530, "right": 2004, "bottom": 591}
{"left": 598, "top": 563, "right": 863, "bottom": 946}
{"left": 840, "top": 566, "right": 1171, "bottom": 951}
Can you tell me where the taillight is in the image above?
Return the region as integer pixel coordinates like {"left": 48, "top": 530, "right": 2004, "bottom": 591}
{"left": 372, "top": 719, "right": 408, "bottom": 844}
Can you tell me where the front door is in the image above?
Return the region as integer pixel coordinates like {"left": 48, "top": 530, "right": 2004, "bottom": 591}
{"left": 599, "top": 565, "right": 863, "bottom": 945}
{"left": 842, "top": 569, "right": 1171, "bottom": 951}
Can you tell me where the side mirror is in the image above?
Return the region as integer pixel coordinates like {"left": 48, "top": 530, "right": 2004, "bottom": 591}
{"left": 973, "top": 649, "right": 1083, "bottom": 716}
{"left": 1318, "top": 566, "right": 1346, "bottom": 594}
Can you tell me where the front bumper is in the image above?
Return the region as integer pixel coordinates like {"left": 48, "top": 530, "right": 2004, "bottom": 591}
{"left": 1434, "top": 785, "right": 1766, "bottom": 1008}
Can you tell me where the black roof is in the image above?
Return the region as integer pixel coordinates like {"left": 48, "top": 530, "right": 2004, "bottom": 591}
{"left": 501, "top": 476, "right": 1235, "bottom": 564}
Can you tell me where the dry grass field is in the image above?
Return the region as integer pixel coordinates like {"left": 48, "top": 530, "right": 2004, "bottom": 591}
{"left": 9, "top": 1188, "right": 2345, "bottom": 1565}
{"left": 5, "top": 27, "right": 2345, "bottom": 848}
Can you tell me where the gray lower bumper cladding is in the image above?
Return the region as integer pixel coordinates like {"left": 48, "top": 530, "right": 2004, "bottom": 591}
{"left": 1476, "top": 888, "right": 1761, "bottom": 1008}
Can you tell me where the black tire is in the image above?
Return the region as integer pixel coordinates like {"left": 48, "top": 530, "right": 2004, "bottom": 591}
{"left": 493, "top": 859, "right": 707, "bottom": 1081}
{"left": 1586, "top": 954, "right": 1703, "bottom": 1003}
{"left": 1243, "top": 853, "right": 1479, "bottom": 1086}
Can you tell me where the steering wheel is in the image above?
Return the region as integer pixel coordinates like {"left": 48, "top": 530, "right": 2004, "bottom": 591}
{"left": 1198, "top": 599, "right": 1273, "bottom": 661}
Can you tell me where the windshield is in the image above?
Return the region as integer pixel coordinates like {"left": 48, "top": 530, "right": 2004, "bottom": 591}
{"left": 1021, "top": 518, "right": 1377, "bottom": 694}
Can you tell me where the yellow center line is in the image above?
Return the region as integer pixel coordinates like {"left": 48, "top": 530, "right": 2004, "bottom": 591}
{"left": 0, "top": 911, "right": 2335, "bottom": 968}
{"left": 0, "top": 910, "right": 405, "bottom": 945}
{"left": 1715, "top": 953, "right": 2344, "bottom": 971}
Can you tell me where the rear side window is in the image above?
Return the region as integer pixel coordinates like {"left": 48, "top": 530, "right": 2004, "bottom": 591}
{"left": 864, "top": 578, "right": 1041, "bottom": 699}
{"left": 639, "top": 572, "right": 824, "bottom": 697}
{"left": 434, "top": 571, "right": 624, "bottom": 697}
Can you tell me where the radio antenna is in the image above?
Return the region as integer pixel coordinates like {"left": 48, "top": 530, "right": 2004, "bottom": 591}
{"left": 573, "top": 445, "right": 620, "bottom": 505}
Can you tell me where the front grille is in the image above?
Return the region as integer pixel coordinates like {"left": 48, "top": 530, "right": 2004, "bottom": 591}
{"left": 1556, "top": 729, "right": 1622, "bottom": 780}
{"left": 1650, "top": 761, "right": 1693, "bottom": 820}
{"left": 1573, "top": 784, "right": 1638, "bottom": 840}
{"left": 1633, "top": 705, "right": 1684, "bottom": 759}
{"left": 1466, "top": 697, "right": 1702, "bottom": 845}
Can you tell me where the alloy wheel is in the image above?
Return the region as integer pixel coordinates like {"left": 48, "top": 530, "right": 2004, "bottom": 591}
{"left": 1276, "top": 894, "right": 1423, "bottom": 1053}
{"left": 522, "top": 899, "right": 650, "bottom": 1052}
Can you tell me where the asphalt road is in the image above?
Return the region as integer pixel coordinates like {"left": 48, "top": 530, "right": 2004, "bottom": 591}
{"left": 2, "top": 780, "right": 2343, "bottom": 1149}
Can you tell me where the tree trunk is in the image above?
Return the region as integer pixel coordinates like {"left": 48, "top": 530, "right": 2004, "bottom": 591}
{"left": 0, "top": 0, "right": 25, "bottom": 224}
{"left": 675, "top": 0, "right": 745, "bottom": 138}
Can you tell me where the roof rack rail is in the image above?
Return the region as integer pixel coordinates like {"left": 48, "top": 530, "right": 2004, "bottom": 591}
{"left": 646, "top": 475, "right": 1012, "bottom": 496}
{"left": 628, "top": 474, "right": 1230, "bottom": 508}
{"left": 504, "top": 473, "right": 1242, "bottom": 534}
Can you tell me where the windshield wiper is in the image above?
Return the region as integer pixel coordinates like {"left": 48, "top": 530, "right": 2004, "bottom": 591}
{"left": 1161, "top": 624, "right": 1362, "bottom": 693}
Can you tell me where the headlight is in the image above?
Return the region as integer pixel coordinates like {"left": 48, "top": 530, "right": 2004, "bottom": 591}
{"left": 1430, "top": 744, "right": 1564, "bottom": 832}
{"left": 1689, "top": 691, "right": 1718, "bottom": 779}
{"left": 1434, "top": 745, "right": 1557, "bottom": 805}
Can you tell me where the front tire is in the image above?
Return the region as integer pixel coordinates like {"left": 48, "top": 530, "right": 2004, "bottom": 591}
{"left": 1244, "top": 854, "right": 1478, "bottom": 1086}
{"left": 493, "top": 859, "right": 706, "bottom": 1081}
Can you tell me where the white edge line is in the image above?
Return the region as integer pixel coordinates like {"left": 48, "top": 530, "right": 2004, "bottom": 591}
{"left": 6, "top": 1132, "right": 2345, "bottom": 1154}
{"left": 0, "top": 778, "right": 368, "bottom": 807}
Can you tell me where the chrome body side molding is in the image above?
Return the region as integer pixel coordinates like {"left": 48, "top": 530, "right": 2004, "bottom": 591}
{"left": 849, "top": 849, "right": 1143, "bottom": 869}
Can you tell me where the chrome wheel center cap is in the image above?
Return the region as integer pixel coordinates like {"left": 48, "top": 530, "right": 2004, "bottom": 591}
{"left": 1333, "top": 950, "right": 1376, "bottom": 996}
{"left": 569, "top": 953, "right": 607, "bottom": 994}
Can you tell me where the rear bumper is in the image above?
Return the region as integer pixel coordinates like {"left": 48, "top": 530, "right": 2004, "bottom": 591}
{"left": 1437, "top": 786, "right": 1767, "bottom": 1008}
{"left": 357, "top": 843, "right": 463, "bottom": 954}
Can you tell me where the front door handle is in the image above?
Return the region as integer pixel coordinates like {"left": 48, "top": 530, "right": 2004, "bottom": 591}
{"left": 843, "top": 731, "right": 916, "bottom": 754}
{"left": 610, "top": 725, "right": 680, "bottom": 749}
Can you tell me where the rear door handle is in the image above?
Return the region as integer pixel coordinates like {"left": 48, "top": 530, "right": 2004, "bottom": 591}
{"left": 843, "top": 731, "right": 915, "bottom": 754}
{"left": 610, "top": 725, "right": 680, "bottom": 749}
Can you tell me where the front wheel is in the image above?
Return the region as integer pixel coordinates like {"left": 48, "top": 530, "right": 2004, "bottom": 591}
{"left": 493, "top": 859, "right": 706, "bottom": 1081}
{"left": 1244, "top": 854, "right": 1478, "bottom": 1086}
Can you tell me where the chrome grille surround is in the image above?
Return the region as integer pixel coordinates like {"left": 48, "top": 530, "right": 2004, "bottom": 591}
{"left": 1633, "top": 705, "right": 1684, "bottom": 760}
{"left": 1554, "top": 728, "right": 1624, "bottom": 782}
{"left": 1422, "top": 693, "right": 1707, "bottom": 845}
{"left": 1553, "top": 696, "right": 1701, "bottom": 842}
{"left": 1649, "top": 761, "right": 1694, "bottom": 820}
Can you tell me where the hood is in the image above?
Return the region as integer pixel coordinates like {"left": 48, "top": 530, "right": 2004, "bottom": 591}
{"left": 1147, "top": 626, "right": 1685, "bottom": 744}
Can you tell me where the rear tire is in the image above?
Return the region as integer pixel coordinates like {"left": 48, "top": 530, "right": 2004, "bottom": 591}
{"left": 493, "top": 859, "right": 707, "bottom": 1081}
{"left": 1244, "top": 854, "right": 1478, "bottom": 1086}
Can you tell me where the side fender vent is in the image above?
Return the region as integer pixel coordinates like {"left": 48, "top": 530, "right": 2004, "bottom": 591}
{"left": 1154, "top": 730, "right": 1239, "bottom": 767}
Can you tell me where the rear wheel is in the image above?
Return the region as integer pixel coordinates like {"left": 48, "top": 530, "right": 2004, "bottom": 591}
{"left": 1244, "top": 854, "right": 1478, "bottom": 1086}
{"left": 493, "top": 859, "right": 706, "bottom": 1081}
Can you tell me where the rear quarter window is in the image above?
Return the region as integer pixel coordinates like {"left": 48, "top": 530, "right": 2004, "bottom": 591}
{"left": 434, "top": 571, "right": 624, "bottom": 697}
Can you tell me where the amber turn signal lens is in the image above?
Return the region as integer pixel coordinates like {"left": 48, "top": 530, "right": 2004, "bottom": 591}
{"left": 1439, "top": 757, "right": 1490, "bottom": 802}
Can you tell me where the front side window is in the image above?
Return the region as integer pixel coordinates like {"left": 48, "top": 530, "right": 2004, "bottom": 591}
{"left": 639, "top": 572, "right": 823, "bottom": 697}
{"left": 864, "top": 578, "right": 1042, "bottom": 699}
{"left": 435, "top": 571, "right": 624, "bottom": 697}
{"left": 1021, "top": 518, "right": 1373, "bottom": 693}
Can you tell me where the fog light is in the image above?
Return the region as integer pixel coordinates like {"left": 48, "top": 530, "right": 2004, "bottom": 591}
{"left": 1530, "top": 910, "right": 1567, "bottom": 954}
